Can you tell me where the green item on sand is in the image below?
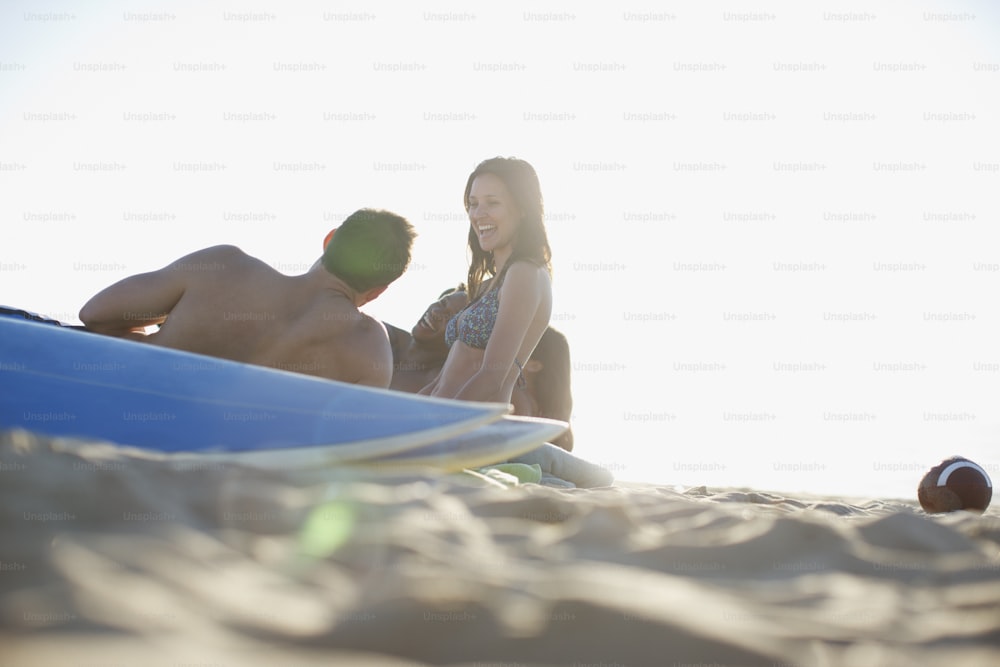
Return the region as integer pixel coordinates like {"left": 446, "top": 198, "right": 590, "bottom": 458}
{"left": 298, "top": 501, "right": 356, "bottom": 558}
{"left": 477, "top": 462, "right": 543, "bottom": 485}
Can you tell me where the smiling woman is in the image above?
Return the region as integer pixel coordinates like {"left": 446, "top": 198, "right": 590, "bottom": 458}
{"left": 420, "top": 157, "right": 553, "bottom": 405}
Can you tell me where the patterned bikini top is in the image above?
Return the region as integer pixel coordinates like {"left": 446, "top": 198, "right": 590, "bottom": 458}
{"left": 444, "top": 282, "right": 501, "bottom": 350}
{"left": 443, "top": 273, "right": 528, "bottom": 388}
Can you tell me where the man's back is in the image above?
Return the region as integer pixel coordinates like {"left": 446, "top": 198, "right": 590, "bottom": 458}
{"left": 81, "top": 245, "right": 392, "bottom": 387}
{"left": 80, "top": 208, "right": 416, "bottom": 388}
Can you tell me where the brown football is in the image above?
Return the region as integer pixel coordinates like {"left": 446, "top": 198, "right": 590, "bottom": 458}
{"left": 917, "top": 456, "right": 993, "bottom": 514}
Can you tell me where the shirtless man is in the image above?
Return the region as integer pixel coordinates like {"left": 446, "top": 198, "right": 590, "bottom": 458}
{"left": 79, "top": 208, "right": 416, "bottom": 388}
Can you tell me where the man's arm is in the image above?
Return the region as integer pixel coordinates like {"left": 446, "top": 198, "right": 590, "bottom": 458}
{"left": 79, "top": 272, "right": 179, "bottom": 337}
{"left": 79, "top": 246, "right": 230, "bottom": 337}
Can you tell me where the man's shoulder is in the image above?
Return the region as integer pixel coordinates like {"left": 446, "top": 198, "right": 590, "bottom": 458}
{"left": 171, "top": 245, "right": 250, "bottom": 270}
{"left": 340, "top": 313, "right": 390, "bottom": 365}
{"left": 310, "top": 310, "right": 391, "bottom": 386}
{"left": 306, "top": 307, "right": 386, "bottom": 343}
{"left": 181, "top": 246, "right": 281, "bottom": 279}
{"left": 352, "top": 312, "right": 389, "bottom": 344}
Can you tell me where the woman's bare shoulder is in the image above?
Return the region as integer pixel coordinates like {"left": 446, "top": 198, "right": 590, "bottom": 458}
{"left": 502, "top": 261, "right": 552, "bottom": 292}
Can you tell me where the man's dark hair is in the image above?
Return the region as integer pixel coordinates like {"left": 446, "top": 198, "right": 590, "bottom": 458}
{"left": 322, "top": 208, "right": 416, "bottom": 292}
{"left": 437, "top": 283, "right": 467, "bottom": 299}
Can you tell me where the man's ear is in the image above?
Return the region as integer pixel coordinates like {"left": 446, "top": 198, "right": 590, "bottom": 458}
{"left": 358, "top": 285, "right": 388, "bottom": 306}
{"left": 523, "top": 359, "right": 543, "bottom": 374}
{"left": 323, "top": 227, "right": 337, "bottom": 250}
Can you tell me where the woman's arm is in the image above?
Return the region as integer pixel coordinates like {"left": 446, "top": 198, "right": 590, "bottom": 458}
{"left": 452, "top": 263, "right": 550, "bottom": 402}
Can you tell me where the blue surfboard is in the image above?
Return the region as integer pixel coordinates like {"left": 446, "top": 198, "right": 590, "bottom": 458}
{"left": 354, "top": 415, "right": 568, "bottom": 472}
{"left": 0, "top": 317, "right": 509, "bottom": 459}
{"left": 139, "top": 415, "right": 567, "bottom": 471}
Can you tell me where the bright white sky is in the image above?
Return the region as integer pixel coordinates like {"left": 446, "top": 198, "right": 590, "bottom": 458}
{"left": 2, "top": 1, "right": 998, "bottom": 497}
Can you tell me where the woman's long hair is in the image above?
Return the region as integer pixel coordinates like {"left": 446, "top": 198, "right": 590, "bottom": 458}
{"left": 463, "top": 157, "right": 551, "bottom": 300}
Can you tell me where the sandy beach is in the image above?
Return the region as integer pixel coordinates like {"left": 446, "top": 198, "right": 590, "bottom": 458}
{"left": 2, "top": 428, "right": 999, "bottom": 667}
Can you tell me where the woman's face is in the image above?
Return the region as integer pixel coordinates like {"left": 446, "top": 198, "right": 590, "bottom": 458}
{"left": 467, "top": 173, "right": 521, "bottom": 254}
{"left": 411, "top": 291, "right": 468, "bottom": 342}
